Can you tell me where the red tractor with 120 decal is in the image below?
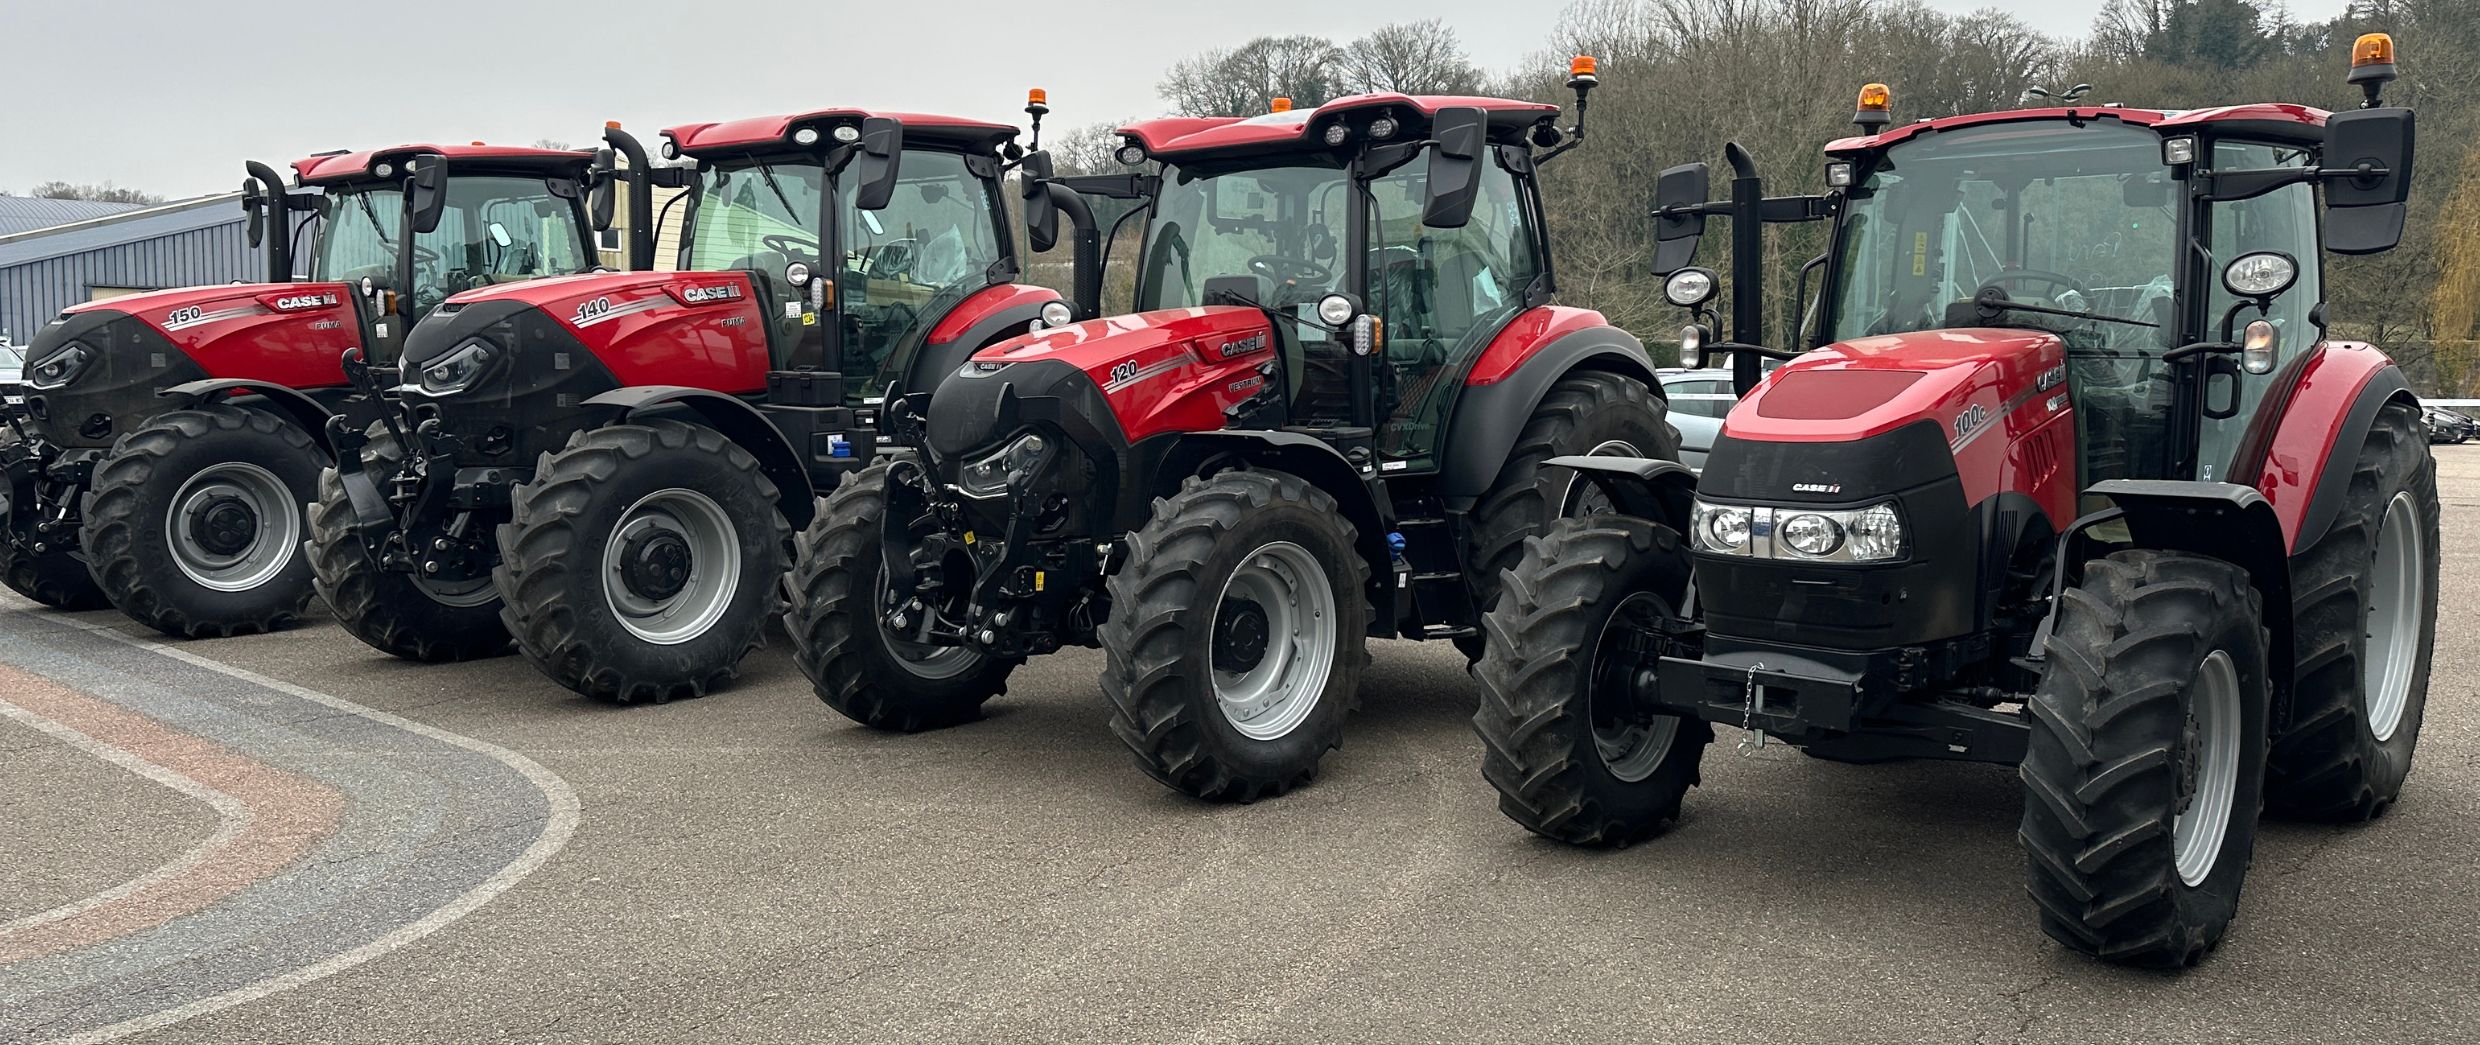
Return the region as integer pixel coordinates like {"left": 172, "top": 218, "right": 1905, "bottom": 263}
{"left": 1472, "top": 37, "right": 2432, "bottom": 966}
{"left": 784, "top": 60, "right": 1681, "bottom": 802}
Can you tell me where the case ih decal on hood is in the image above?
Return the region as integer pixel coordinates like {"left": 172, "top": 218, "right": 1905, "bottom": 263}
{"left": 969, "top": 306, "right": 1276, "bottom": 445}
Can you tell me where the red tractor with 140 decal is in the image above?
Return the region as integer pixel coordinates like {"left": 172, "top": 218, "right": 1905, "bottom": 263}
{"left": 1472, "top": 37, "right": 2432, "bottom": 966}
{"left": 784, "top": 60, "right": 1682, "bottom": 802}
{"left": 3, "top": 138, "right": 618, "bottom": 636}
{"left": 311, "top": 103, "right": 1093, "bottom": 703}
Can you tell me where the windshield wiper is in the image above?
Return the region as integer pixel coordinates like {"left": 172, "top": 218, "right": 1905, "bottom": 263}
{"left": 752, "top": 161, "right": 802, "bottom": 226}
{"left": 1969, "top": 287, "right": 2156, "bottom": 329}
{"left": 353, "top": 192, "right": 398, "bottom": 253}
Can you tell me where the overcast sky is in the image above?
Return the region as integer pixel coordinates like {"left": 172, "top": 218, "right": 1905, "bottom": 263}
{"left": 2, "top": 0, "right": 2353, "bottom": 198}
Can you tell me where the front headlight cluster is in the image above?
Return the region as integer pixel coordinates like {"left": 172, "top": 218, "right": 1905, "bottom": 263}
{"left": 25, "top": 342, "right": 94, "bottom": 390}
{"left": 1689, "top": 498, "right": 1906, "bottom": 563}
{"left": 956, "top": 432, "right": 1048, "bottom": 498}
{"left": 417, "top": 339, "right": 496, "bottom": 395}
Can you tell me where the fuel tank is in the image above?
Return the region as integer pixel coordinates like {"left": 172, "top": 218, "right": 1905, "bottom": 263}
{"left": 925, "top": 306, "right": 1277, "bottom": 460}
{"left": 20, "top": 282, "right": 358, "bottom": 449}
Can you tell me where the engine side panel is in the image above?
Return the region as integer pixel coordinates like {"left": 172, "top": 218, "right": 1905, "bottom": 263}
{"left": 439, "top": 271, "right": 771, "bottom": 395}
{"left": 66, "top": 282, "right": 359, "bottom": 389}
{"left": 969, "top": 306, "right": 1276, "bottom": 446}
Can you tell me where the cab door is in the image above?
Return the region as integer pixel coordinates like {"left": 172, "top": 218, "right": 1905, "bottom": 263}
{"left": 2191, "top": 139, "right": 2323, "bottom": 481}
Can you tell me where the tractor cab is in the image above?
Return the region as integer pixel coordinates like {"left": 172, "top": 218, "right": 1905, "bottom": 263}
{"left": 287, "top": 144, "right": 601, "bottom": 363}
{"left": 659, "top": 110, "right": 1022, "bottom": 407}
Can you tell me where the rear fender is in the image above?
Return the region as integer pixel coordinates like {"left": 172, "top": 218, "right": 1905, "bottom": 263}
{"left": 2053, "top": 479, "right": 2295, "bottom": 729}
{"left": 1143, "top": 430, "right": 1390, "bottom": 601}
{"left": 580, "top": 386, "right": 815, "bottom": 529}
{"left": 2238, "top": 344, "right": 2412, "bottom": 551}
{"left": 158, "top": 379, "right": 337, "bottom": 458}
{"left": 1436, "top": 324, "right": 1658, "bottom": 509}
{"left": 897, "top": 290, "right": 1061, "bottom": 400}
{"left": 1542, "top": 455, "right": 1696, "bottom": 534}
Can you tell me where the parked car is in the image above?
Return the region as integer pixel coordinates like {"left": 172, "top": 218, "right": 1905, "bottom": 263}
{"left": 0, "top": 340, "right": 22, "bottom": 405}
{"left": 1657, "top": 367, "right": 1737, "bottom": 470}
{"left": 2425, "top": 405, "right": 2474, "bottom": 444}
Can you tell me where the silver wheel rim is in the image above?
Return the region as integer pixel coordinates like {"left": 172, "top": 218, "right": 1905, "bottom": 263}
{"left": 877, "top": 583, "right": 981, "bottom": 681}
{"left": 413, "top": 573, "right": 498, "bottom": 609}
{"left": 2365, "top": 490, "right": 2421, "bottom": 742}
{"left": 1590, "top": 591, "right": 1681, "bottom": 782}
{"left": 165, "top": 462, "right": 299, "bottom": 592}
{"left": 1210, "top": 541, "right": 1336, "bottom": 741}
{"left": 600, "top": 489, "right": 739, "bottom": 645}
{"left": 1558, "top": 439, "right": 1641, "bottom": 517}
{"left": 2172, "top": 650, "right": 2242, "bottom": 887}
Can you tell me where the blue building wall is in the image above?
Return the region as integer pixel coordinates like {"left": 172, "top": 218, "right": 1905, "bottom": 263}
{"left": 0, "top": 195, "right": 275, "bottom": 343}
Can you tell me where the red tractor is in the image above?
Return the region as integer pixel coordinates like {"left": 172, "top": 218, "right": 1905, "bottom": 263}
{"left": 1472, "top": 37, "right": 2432, "bottom": 966}
{"left": 785, "top": 61, "right": 1681, "bottom": 802}
{"left": 311, "top": 104, "right": 1090, "bottom": 702}
{"left": 2, "top": 139, "right": 618, "bottom": 636}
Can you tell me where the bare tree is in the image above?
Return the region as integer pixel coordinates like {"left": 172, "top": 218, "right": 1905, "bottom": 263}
{"left": 1340, "top": 20, "right": 1485, "bottom": 95}
{"left": 29, "top": 181, "right": 163, "bottom": 206}
{"left": 532, "top": 138, "right": 576, "bottom": 152}
{"left": 1159, "top": 35, "right": 1344, "bottom": 116}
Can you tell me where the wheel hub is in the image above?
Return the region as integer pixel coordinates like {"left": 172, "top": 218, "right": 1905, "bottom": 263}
{"left": 189, "top": 496, "right": 260, "bottom": 557}
{"left": 620, "top": 528, "right": 693, "bottom": 601}
{"left": 2174, "top": 710, "right": 2202, "bottom": 816}
{"left": 1213, "top": 598, "right": 1271, "bottom": 674}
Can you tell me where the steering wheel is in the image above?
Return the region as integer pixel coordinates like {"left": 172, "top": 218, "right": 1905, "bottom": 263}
{"left": 761, "top": 234, "right": 819, "bottom": 259}
{"left": 1977, "top": 269, "right": 2091, "bottom": 302}
{"left": 865, "top": 239, "right": 920, "bottom": 281}
{"left": 1248, "top": 254, "right": 1332, "bottom": 287}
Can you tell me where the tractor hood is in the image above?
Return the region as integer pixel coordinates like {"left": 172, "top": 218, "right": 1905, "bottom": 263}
{"left": 1726, "top": 328, "right": 2067, "bottom": 451}
{"left": 408, "top": 269, "right": 771, "bottom": 395}
{"left": 926, "top": 306, "right": 1278, "bottom": 458}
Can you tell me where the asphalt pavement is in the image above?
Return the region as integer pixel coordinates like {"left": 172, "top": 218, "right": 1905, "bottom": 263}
{"left": 3, "top": 450, "right": 2477, "bottom": 1043}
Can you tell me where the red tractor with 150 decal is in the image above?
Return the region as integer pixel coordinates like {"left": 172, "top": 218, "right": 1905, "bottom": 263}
{"left": 3, "top": 138, "right": 619, "bottom": 636}
{"left": 312, "top": 103, "right": 1094, "bottom": 702}
{"left": 785, "top": 60, "right": 1682, "bottom": 802}
{"left": 1472, "top": 37, "right": 2432, "bottom": 965}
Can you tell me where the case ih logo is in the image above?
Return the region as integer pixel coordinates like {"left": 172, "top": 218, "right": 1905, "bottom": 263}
{"left": 1792, "top": 482, "right": 1842, "bottom": 494}
{"left": 681, "top": 284, "right": 744, "bottom": 304}
{"left": 270, "top": 292, "right": 340, "bottom": 311}
{"left": 1216, "top": 333, "right": 1267, "bottom": 359}
{"left": 574, "top": 297, "right": 616, "bottom": 324}
{"left": 2034, "top": 364, "right": 2066, "bottom": 392}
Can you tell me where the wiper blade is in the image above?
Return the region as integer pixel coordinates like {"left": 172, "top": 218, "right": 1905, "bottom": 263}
{"left": 752, "top": 161, "right": 802, "bottom": 225}
{"left": 1971, "top": 288, "right": 2156, "bottom": 329}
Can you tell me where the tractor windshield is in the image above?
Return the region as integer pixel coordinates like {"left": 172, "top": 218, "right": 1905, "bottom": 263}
{"left": 1138, "top": 153, "right": 1540, "bottom": 463}
{"left": 314, "top": 175, "right": 591, "bottom": 318}
{"left": 1825, "top": 121, "right": 2177, "bottom": 353}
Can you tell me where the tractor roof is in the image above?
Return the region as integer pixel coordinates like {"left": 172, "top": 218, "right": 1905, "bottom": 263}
{"left": 1120, "top": 93, "right": 1561, "bottom": 161}
{"left": 292, "top": 144, "right": 593, "bottom": 186}
{"left": 1825, "top": 103, "right": 2329, "bottom": 155}
{"left": 663, "top": 110, "right": 1018, "bottom": 155}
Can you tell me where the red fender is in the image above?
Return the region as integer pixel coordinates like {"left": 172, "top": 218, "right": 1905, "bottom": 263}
{"left": 2244, "top": 341, "right": 2410, "bottom": 552}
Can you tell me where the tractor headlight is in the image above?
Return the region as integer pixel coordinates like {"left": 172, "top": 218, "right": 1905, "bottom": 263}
{"left": 417, "top": 339, "right": 496, "bottom": 395}
{"left": 957, "top": 431, "right": 1049, "bottom": 498}
{"left": 1038, "top": 300, "right": 1074, "bottom": 328}
{"left": 1689, "top": 498, "right": 1906, "bottom": 563}
{"left": 25, "top": 341, "right": 94, "bottom": 390}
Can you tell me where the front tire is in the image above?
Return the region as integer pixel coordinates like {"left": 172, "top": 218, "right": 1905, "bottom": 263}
{"left": 2021, "top": 550, "right": 2270, "bottom": 967}
{"left": 1100, "top": 470, "right": 1371, "bottom": 803}
{"left": 1, "top": 433, "right": 106, "bottom": 610}
{"left": 495, "top": 421, "right": 790, "bottom": 704}
{"left": 1474, "top": 515, "right": 1710, "bottom": 846}
{"left": 786, "top": 462, "right": 1015, "bottom": 731}
{"left": 2267, "top": 401, "right": 2440, "bottom": 820}
{"left": 79, "top": 407, "right": 324, "bottom": 637}
{"left": 306, "top": 430, "right": 514, "bottom": 662}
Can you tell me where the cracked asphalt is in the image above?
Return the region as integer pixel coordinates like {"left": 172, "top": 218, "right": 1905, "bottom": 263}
{"left": 4, "top": 448, "right": 2476, "bottom": 1043}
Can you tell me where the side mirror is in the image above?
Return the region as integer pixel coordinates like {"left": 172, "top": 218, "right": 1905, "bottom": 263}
{"left": 588, "top": 147, "right": 618, "bottom": 231}
{"left": 2322, "top": 106, "right": 2415, "bottom": 255}
{"left": 1020, "top": 151, "right": 1059, "bottom": 254}
{"left": 408, "top": 159, "right": 449, "bottom": 235}
{"left": 854, "top": 117, "right": 904, "bottom": 212}
{"left": 1422, "top": 107, "right": 1488, "bottom": 229}
{"left": 241, "top": 179, "right": 266, "bottom": 247}
{"left": 1651, "top": 162, "right": 1710, "bottom": 275}
{"left": 487, "top": 222, "right": 512, "bottom": 248}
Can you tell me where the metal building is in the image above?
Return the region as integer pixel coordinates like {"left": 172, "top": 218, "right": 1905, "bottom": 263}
{"left": 0, "top": 193, "right": 273, "bottom": 345}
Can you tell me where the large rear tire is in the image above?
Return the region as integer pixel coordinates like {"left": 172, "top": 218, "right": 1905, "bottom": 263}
{"left": 1100, "top": 470, "right": 1371, "bottom": 803}
{"left": 785, "top": 463, "right": 1015, "bottom": 731}
{"left": 1460, "top": 370, "right": 1678, "bottom": 659}
{"left": 1, "top": 432, "right": 108, "bottom": 610}
{"left": 79, "top": 407, "right": 323, "bottom": 638}
{"left": 306, "top": 431, "right": 513, "bottom": 662}
{"left": 495, "top": 421, "right": 790, "bottom": 704}
{"left": 2265, "top": 401, "right": 2438, "bottom": 820}
{"left": 1473, "top": 515, "right": 1710, "bottom": 846}
{"left": 2021, "top": 550, "right": 2269, "bottom": 967}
